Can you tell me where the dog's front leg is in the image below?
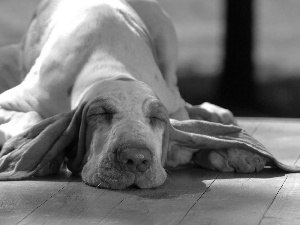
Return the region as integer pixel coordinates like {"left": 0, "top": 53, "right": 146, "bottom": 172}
{"left": 0, "top": 108, "right": 65, "bottom": 176}
{"left": 0, "top": 108, "right": 43, "bottom": 146}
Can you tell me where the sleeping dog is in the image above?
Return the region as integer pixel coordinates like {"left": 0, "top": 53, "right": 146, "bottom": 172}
{"left": 0, "top": 0, "right": 298, "bottom": 189}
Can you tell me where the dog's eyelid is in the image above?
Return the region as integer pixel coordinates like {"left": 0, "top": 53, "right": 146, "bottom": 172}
{"left": 88, "top": 100, "right": 118, "bottom": 114}
{"left": 154, "top": 112, "right": 167, "bottom": 119}
{"left": 87, "top": 107, "right": 118, "bottom": 120}
{"left": 101, "top": 106, "right": 117, "bottom": 114}
{"left": 145, "top": 99, "right": 168, "bottom": 116}
{"left": 88, "top": 108, "right": 116, "bottom": 114}
{"left": 147, "top": 111, "right": 168, "bottom": 125}
{"left": 147, "top": 110, "right": 168, "bottom": 126}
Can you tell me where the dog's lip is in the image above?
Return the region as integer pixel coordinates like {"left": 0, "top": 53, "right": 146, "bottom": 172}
{"left": 94, "top": 168, "right": 154, "bottom": 189}
{"left": 90, "top": 169, "right": 135, "bottom": 189}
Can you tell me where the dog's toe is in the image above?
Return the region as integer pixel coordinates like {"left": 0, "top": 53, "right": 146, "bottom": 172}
{"left": 208, "top": 151, "right": 235, "bottom": 172}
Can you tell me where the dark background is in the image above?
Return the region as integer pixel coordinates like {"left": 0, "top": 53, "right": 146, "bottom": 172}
{"left": 1, "top": 0, "right": 300, "bottom": 118}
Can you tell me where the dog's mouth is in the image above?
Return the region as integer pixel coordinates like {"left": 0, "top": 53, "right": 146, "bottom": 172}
{"left": 83, "top": 164, "right": 158, "bottom": 190}
{"left": 89, "top": 167, "right": 135, "bottom": 189}
{"left": 82, "top": 145, "right": 166, "bottom": 189}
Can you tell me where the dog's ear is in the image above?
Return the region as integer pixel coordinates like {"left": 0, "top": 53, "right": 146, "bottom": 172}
{"left": 0, "top": 103, "right": 88, "bottom": 180}
{"left": 168, "top": 119, "right": 300, "bottom": 172}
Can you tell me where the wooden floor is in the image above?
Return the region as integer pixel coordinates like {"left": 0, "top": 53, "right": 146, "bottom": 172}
{"left": 1, "top": 118, "right": 300, "bottom": 225}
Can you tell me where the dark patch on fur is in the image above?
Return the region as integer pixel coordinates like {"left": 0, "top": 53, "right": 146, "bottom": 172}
{"left": 67, "top": 85, "right": 73, "bottom": 96}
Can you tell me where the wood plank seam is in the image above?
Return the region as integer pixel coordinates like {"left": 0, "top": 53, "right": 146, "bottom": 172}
{"left": 97, "top": 193, "right": 131, "bottom": 225}
{"left": 259, "top": 174, "right": 300, "bottom": 223}
{"left": 295, "top": 154, "right": 300, "bottom": 166}
{"left": 177, "top": 174, "right": 220, "bottom": 225}
{"left": 16, "top": 181, "right": 71, "bottom": 224}
{"left": 258, "top": 175, "right": 289, "bottom": 225}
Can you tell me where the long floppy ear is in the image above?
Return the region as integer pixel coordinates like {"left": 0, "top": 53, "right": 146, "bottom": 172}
{"left": 0, "top": 103, "right": 88, "bottom": 180}
{"left": 169, "top": 119, "right": 300, "bottom": 172}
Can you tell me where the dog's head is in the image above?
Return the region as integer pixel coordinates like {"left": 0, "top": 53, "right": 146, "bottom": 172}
{"left": 78, "top": 78, "right": 171, "bottom": 188}
{"left": 0, "top": 79, "right": 279, "bottom": 189}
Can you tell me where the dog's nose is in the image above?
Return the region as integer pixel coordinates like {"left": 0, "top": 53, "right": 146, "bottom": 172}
{"left": 119, "top": 148, "right": 152, "bottom": 173}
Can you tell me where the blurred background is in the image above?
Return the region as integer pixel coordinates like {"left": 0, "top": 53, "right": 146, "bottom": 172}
{"left": 1, "top": 0, "right": 300, "bottom": 118}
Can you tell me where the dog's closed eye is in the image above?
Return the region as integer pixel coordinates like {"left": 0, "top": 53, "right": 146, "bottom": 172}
{"left": 87, "top": 100, "right": 118, "bottom": 123}
{"left": 144, "top": 99, "right": 168, "bottom": 127}
{"left": 148, "top": 114, "right": 167, "bottom": 127}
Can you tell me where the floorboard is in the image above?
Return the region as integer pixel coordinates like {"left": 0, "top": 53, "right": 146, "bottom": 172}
{"left": 179, "top": 170, "right": 288, "bottom": 225}
{"left": 98, "top": 168, "right": 218, "bottom": 225}
{"left": 0, "top": 175, "right": 71, "bottom": 224}
{"left": 260, "top": 171, "right": 300, "bottom": 224}
{"left": 0, "top": 118, "right": 299, "bottom": 225}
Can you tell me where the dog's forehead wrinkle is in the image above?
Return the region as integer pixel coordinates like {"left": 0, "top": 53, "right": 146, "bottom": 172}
{"left": 90, "top": 96, "right": 116, "bottom": 105}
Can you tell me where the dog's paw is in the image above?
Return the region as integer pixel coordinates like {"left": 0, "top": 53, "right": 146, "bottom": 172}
{"left": 193, "top": 148, "right": 267, "bottom": 173}
{"left": 0, "top": 110, "right": 43, "bottom": 140}
{"left": 186, "top": 102, "right": 237, "bottom": 125}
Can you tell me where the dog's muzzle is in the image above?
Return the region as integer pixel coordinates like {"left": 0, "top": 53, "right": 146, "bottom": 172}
{"left": 118, "top": 147, "right": 152, "bottom": 173}
{"left": 82, "top": 142, "right": 164, "bottom": 189}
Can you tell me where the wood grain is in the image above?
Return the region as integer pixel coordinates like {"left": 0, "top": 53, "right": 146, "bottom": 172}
{"left": 18, "top": 180, "right": 129, "bottom": 225}
{"left": 179, "top": 170, "right": 288, "bottom": 225}
{"left": 260, "top": 160, "right": 300, "bottom": 225}
{"left": 0, "top": 175, "right": 71, "bottom": 225}
{"left": 260, "top": 174, "right": 300, "bottom": 224}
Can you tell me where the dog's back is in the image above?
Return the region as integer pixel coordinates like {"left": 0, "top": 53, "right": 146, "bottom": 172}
{"left": 22, "top": 0, "right": 156, "bottom": 75}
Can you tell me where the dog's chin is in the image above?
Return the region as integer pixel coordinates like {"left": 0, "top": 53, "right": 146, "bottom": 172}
{"left": 133, "top": 165, "right": 167, "bottom": 189}
{"left": 83, "top": 170, "right": 135, "bottom": 189}
{"left": 81, "top": 165, "right": 167, "bottom": 189}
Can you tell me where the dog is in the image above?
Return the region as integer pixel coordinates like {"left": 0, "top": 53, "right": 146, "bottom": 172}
{"left": 0, "top": 0, "right": 298, "bottom": 189}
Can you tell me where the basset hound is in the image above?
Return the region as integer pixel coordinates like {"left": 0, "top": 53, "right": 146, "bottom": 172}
{"left": 0, "top": 0, "right": 298, "bottom": 189}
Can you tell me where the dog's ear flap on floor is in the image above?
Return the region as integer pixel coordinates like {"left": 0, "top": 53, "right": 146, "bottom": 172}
{"left": 0, "top": 104, "right": 88, "bottom": 180}
{"left": 168, "top": 119, "right": 300, "bottom": 172}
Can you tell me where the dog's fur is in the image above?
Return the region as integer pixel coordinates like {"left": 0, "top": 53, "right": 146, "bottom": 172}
{"left": 0, "top": 0, "right": 275, "bottom": 189}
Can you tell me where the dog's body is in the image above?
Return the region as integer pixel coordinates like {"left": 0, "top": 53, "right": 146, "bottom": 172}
{"left": 1, "top": 0, "right": 186, "bottom": 118}
{"left": 0, "top": 0, "right": 297, "bottom": 189}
